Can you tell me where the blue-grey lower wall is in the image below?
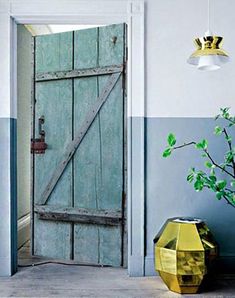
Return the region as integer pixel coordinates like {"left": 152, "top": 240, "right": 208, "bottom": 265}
{"left": 0, "top": 118, "right": 17, "bottom": 276}
{"left": 10, "top": 118, "right": 17, "bottom": 274}
{"left": 140, "top": 117, "right": 235, "bottom": 275}
{"left": 2, "top": 116, "right": 235, "bottom": 276}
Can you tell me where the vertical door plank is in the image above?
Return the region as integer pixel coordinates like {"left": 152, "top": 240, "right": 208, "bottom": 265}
{"left": 73, "top": 77, "right": 100, "bottom": 209}
{"left": 99, "top": 226, "right": 122, "bottom": 266}
{"left": 74, "top": 225, "right": 99, "bottom": 263}
{"left": 97, "top": 75, "right": 123, "bottom": 210}
{"left": 73, "top": 28, "right": 100, "bottom": 263}
{"left": 98, "top": 24, "right": 125, "bottom": 67}
{"left": 74, "top": 28, "right": 98, "bottom": 69}
{"left": 97, "top": 24, "right": 124, "bottom": 265}
{"left": 98, "top": 24, "right": 124, "bottom": 210}
{"left": 36, "top": 32, "right": 73, "bottom": 73}
{"left": 34, "top": 32, "right": 73, "bottom": 259}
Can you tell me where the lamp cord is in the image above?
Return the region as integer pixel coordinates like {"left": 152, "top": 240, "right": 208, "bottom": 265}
{"left": 207, "top": 0, "right": 211, "bottom": 32}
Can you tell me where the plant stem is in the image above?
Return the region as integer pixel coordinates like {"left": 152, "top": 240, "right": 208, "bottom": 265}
{"left": 223, "top": 195, "right": 235, "bottom": 208}
{"left": 223, "top": 128, "right": 235, "bottom": 176}
{"left": 224, "top": 117, "right": 235, "bottom": 126}
{"left": 172, "top": 141, "right": 235, "bottom": 179}
{"left": 225, "top": 188, "right": 235, "bottom": 193}
{"left": 173, "top": 142, "right": 196, "bottom": 150}
{"left": 205, "top": 150, "right": 235, "bottom": 178}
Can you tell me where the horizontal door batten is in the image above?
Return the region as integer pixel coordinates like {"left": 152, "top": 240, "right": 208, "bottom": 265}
{"left": 36, "top": 64, "right": 124, "bottom": 82}
{"left": 35, "top": 205, "right": 123, "bottom": 226}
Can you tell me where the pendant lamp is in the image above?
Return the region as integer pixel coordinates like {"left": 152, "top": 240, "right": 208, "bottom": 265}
{"left": 187, "top": 0, "right": 229, "bottom": 71}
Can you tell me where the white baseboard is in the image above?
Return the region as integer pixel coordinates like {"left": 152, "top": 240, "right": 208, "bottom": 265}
{"left": 0, "top": 257, "right": 11, "bottom": 277}
{"left": 128, "top": 255, "right": 145, "bottom": 277}
{"left": 17, "top": 213, "right": 30, "bottom": 249}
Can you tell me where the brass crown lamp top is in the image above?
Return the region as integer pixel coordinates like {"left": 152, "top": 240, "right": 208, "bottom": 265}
{"left": 191, "top": 34, "right": 229, "bottom": 58}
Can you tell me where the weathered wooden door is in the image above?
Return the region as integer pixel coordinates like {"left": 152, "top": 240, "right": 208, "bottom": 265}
{"left": 32, "top": 24, "right": 126, "bottom": 266}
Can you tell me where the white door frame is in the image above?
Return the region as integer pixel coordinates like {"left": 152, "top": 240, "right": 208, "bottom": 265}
{"left": 0, "top": 0, "right": 145, "bottom": 276}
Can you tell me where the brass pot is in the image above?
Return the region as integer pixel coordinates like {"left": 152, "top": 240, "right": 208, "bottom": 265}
{"left": 154, "top": 217, "right": 218, "bottom": 294}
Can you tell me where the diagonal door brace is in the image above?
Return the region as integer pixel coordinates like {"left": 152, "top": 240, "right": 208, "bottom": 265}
{"left": 38, "top": 70, "right": 123, "bottom": 205}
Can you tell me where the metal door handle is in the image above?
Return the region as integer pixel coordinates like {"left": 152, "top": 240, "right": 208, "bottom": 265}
{"left": 39, "top": 115, "right": 45, "bottom": 137}
{"left": 31, "top": 115, "right": 48, "bottom": 154}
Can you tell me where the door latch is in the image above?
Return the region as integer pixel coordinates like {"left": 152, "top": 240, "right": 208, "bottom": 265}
{"left": 31, "top": 116, "right": 48, "bottom": 154}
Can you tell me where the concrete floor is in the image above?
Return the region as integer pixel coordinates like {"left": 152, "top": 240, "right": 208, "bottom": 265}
{"left": 0, "top": 242, "right": 234, "bottom": 298}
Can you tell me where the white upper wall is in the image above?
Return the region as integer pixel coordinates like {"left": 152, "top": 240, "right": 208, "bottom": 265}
{"left": 28, "top": 0, "right": 235, "bottom": 118}
{"left": 147, "top": 0, "right": 235, "bottom": 117}
{"left": 36, "top": 0, "right": 234, "bottom": 118}
{"left": 1, "top": 0, "right": 235, "bottom": 118}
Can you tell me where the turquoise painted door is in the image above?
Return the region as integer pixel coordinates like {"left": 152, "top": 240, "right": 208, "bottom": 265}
{"left": 32, "top": 24, "right": 126, "bottom": 266}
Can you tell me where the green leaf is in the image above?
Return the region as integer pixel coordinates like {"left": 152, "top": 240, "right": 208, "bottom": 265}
{"left": 226, "top": 135, "right": 232, "bottom": 143}
{"left": 220, "top": 107, "right": 227, "bottom": 113}
{"left": 196, "top": 173, "right": 203, "bottom": 180}
{"left": 214, "top": 126, "right": 223, "bottom": 135}
{"left": 214, "top": 114, "right": 220, "bottom": 121}
{"left": 209, "top": 175, "right": 217, "bottom": 183}
{"left": 162, "top": 147, "right": 172, "bottom": 158}
{"left": 194, "top": 180, "right": 204, "bottom": 191}
{"left": 204, "top": 161, "right": 213, "bottom": 168}
{"left": 221, "top": 107, "right": 230, "bottom": 118}
{"left": 231, "top": 180, "right": 235, "bottom": 187}
{"left": 216, "top": 192, "right": 222, "bottom": 200}
{"left": 216, "top": 180, "right": 227, "bottom": 190}
{"left": 195, "top": 143, "right": 203, "bottom": 150}
{"left": 208, "top": 179, "right": 216, "bottom": 189}
{"left": 187, "top": 173, "right": 194, "bottom": 183}
{"left": 195, "top": 139, "right": 208, "bottom": 150}
{"left": 202, "top": 139, "right": 208, "bottom": 149}
{"left": 225, "top": 151, "right": 234, "bottom": 163}
{"left": 232, "top": 195, "right": 235, "bottom": 204}
{"left": 167, "top": 133, "right": 176, "bottom": 147}
{"left": 210, "top": 168, "right": 216, "bottom": 176}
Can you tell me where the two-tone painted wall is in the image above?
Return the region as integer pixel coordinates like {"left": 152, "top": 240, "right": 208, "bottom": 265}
{"left": 142, "top": 0, "right": 235, "bottom": 275}
{"left": 1, "top": 0, "right": 235, "bottom": 277}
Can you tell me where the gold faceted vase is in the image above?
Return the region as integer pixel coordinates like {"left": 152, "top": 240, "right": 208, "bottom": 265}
{"left": 154, "top": 218, "right": 218, "bottom": 294}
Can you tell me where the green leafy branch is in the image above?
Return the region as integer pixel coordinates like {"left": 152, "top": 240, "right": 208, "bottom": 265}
{"left": 162, "top": 108, "right": 235, "bottom": 208}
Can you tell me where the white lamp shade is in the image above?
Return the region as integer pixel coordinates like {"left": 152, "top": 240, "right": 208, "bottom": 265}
{"left": 188, "top": 54, "right": 229, "bottom": 71}
{"left": 197, "top": 55, "right": 221, "bottom": 71}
